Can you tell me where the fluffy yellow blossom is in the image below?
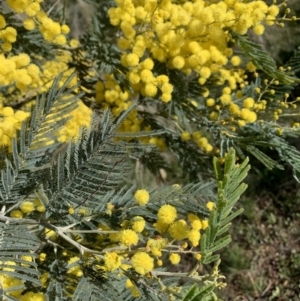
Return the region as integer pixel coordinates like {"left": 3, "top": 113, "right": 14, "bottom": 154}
{"left": 10, "top": 210, "right": 23, "bottom": 218}
{"left": 168, "top": 219, "right": 189, "bottom": 240}
{"left": 191, "top": 219, "right": 202, "bottom": 231}
{"left": 188, "top": 229, "right": 201, "bottom": 247}
{"left": 154, "top": 221, "right": 169, "bottom": 233}
{"left": 243, "top": 97, "right": 255, "bottom": 108}
{"left": 119, "top": 229, "right": 139, "bottom": 246}
{"left": 126, "top": 53, "right": 139, "bottom": 67}
{"left": 206, "top": 98, "right": 215, "bottom": 107}
{"left": 240, "top": 108, "right": 257, "bottom": 123}
{"left": 202, "top": 219, "right": 209, "bottom": 230}
{"left": 181, "top": 131, "right": 191, "bottom": 141}
{"left": 231, "top": 56, "right": 241, "bottom": 66}
{"left": 126, "top": 279, "right": 134, "bottom": 289}
{"left": 161, "top": 93, "right": 172, "bottom": 103}
{"left": 131, "top": 216, "right": 146, "bottom": 233}
{"left": 157, "top": 204, "right": 177, "bottom": 224}
{"left": 23, "top": 18, "right": 35, "bottom": 30}
{"left": 104, "top": 252, "right": 122, "bottom": 271}
{"left": 206, "top": 201, "right": 215, "bottom": 211}
{"left": 172, "top": 56, "right": 185, "bottom": 69}
{"left": 39, "top": 253, "right": 47, "bottom": 261}
{"left": 253, "top": 24, "right": 265, "bottom": 35}
{"left": 134, "top": 189, "right": 150, "bottom": 205}
{"left": 67, "top": 256, "right": 83, "bottom": 277}
{"left": 169, "top": 253, "right": 181, "bottom": 264}
{"left": 144, "top": 83, "right": 157, "bottom": 97}
{"left": 61, "top": 24, "right": 70, "bottom": 34}
{"left": 0, "top": 15, "right": 6, "bottom": 29}
{"left": 20, "top": 201, "right": 35, "bottom": 214}
{"left": 131, "top": 252, "right": 154, "bottom": 275}
{"left": 19, "top": 292, "right": 45, "bottom": 301}
{"left": 141, "top": 58, "right": 154, "bottom": 70}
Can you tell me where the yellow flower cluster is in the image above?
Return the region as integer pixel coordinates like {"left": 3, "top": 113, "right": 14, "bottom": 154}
{"left": 154, "top": 204, "right": 209, "bottom": 247}
{"left": 134, "top": 189, "right": 150, "bottom": 205}
{"left": 131, "top": 216, "right": 146, "bottom": 232}
{"left": 104, "top": 0, "right": 288, "bottom": 156}
{"left": 169, "top": 253, "right": 181, "bottom": 265}
{"left": 6, "top": 0, "right": 69, "bottom": 45}
{"left": 126, "top": 279, "right": 140, "bottom": 297}
{"left": 0, "top": 53, "right": 40, "bottom": 90}
{"left": 67, "top": 256, "right": 83, "bottom": 277}
{"left": 38, "top": 13, "right": 69, "bottom": 45}
{"left": 95, "top": 75, "right": 166, "bottom": 149}
{"left": 0, "top": 260, "right": 45, "bottom": 300}
{"left": 131, "top": 252, "right": 154, "bottom": 275}
{"left": 119, "top": 229, "right": 139, "bottom": 246}
{"left": 104, "top": 252, "right": 122, "bottom": 271}
{"left": 0, "top": 105, "right": 29, "bottom": 149}
{"left": 108, "top": 0, "right": 280, "bottom": 97}
{"left": 56, "top": 101, "right": 92, "bottom": 142}
{"left": 10, "top": 198, "right": 46, "bottom": 218}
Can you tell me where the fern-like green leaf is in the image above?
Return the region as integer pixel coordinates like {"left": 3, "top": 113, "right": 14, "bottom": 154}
{"left": 233, "top": 32, "right": 296, "bottom": 84}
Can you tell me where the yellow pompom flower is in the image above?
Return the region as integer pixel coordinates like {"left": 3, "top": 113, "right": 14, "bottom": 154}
{"left": 202, "top": 219, "right": 209, "bottom": 230}
{"left": 247, "top": 61, "right": 256, "bottom": 72}
{"left": 231, "top": 56, "right": 241, "bottom": 66}
{"left": 134, "top": 189, "right": 150, "bottom": 205}
{"left": 1, "top": 42, "right": 12, "bottom": 52}
{"left": 104, "top": 252, "right": 122, "bottom": 271}
{"left": 141, "top": 58, "right": 154, "bottom": 70}
{"left": 168, "top": 219, "right": 189, "bottom": 240}
{"left": 161, "top": 83, "right": 173, "bottom": 94}
{"left": 172, "top": 56, "right": 185, "bottom": 69}
{"left": 191, "top": 219, "right": 202, "bottom": 231}
{"left": 181, "top": 131, "right": 191, "bottom": 141}
{"left": 19, "top": 292, "right": 45, "bottom": 301}
{"left": 144, "top": 83, "right": 158, "bottom": 97}
{"left": 157, "top": 204, "right": 177, "bottom": 224}
{"left": 206, "top": 201, "right": 215, "bottom": 211}
{"left": 229, "top": 103, "right": 240, "bottom": 116}
{"left": 119, "top": 229, "right": 139, "bottom": 246}
{"left": 126, "top": 279, "right": 134, "bottom": 289}
{"left": 188, "top": 229, "right": 201, "bottom": 247}
{"left": 131, "top": 216, "right": 146, "bottom": 233}
{"left": 241, "top": 108, "right": 257, "bottom": 123}
{"left": 67, "top": 256, "right": 82, "bottom": 277}
{"left": 20, "top": 201, "right": 35, "bottom": 214}
{"left": 140, "top": 69, "right": 153, "bottom": 83}
{"left": 243, "top": 97, "right": 255, "bottom": 108}
{"left": 206, "top": 98, "right": 215, "bottom": 107}
{"left": 220, "top": 94, "right": 231, "bottom": 106}
{"left": 126, "top": 53, "right": 139, "bottom": 67}
{"left": 169, "top": 253, "right": 181, "bottom": 264}
{"left": 253, "top": 24, "right": 265, "bottom": 35}
{"left": 199, "top": 67, "right": 211, "bottom": 79}
{"left": 154, "top": 221, "right": 169, "bottom": 233}
{"left": 61, "top": 24, "right": 70, "bottom": 34}
{"left": 23, "top": 18, "right": 35, "bottom": 30}
{"left": 39, "top": 253, "right": 47, "bottom": 262}
{"left": 10, "top": 210, "right": 23, "bottom": 218}
{"left": 131, "top": 252, "right": 154, "bottom": 275}
{"left": 0, "top": 15, "right": 6, "bottom": 29}
{"left": 161, "top": 93, "right": 172, "bottom": 103}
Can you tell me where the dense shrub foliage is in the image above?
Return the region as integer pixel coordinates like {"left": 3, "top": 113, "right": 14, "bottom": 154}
{"left": 0, "top": 0, "right": 300, "bottom": 300}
